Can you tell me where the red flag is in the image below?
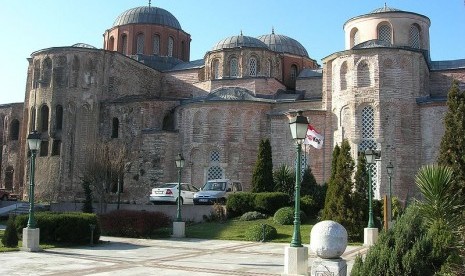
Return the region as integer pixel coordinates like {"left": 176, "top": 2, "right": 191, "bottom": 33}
{"left": 304, "top": 125, "right": 324, "bottom": 149}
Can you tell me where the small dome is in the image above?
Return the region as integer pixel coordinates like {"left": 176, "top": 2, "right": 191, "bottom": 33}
{"left": 113, "top": 6, "right": 182, "bottom": 30}
{"left": 211, "top": 35, "right": 269, "bottom": 51}
{"left": 71, "top": 43, "right": 97, "bottom": 49}
{"left": 257, "top": 32, "right": 309, "bottom": 58}
{"left": 370, "top": 5, "right": 402, "bottom": 14}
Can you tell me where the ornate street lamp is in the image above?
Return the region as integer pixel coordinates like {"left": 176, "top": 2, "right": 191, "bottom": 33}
{"left": 26, "top": 130, "right": 41, "bottom": 228}
{"left": 288, "top": 111, "right": 308, "bottom": 247}
{"left": 386, "top": 162, "right": 394, "bottom": 226}
{"left": 364, "top": 149, "right": 379, "bottom": 228}
{"left": 175, "top": 153, "right": 185, "bottom": 222}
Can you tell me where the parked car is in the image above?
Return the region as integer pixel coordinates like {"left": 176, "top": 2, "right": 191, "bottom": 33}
{"left": 149, "top": 183, "right": 199, "bottom": 205}
{"left": 0, "top": 189, "right": 18, "bottom": 201}
{"left": 193, "top": 179, "right": 243, "bottom": 205}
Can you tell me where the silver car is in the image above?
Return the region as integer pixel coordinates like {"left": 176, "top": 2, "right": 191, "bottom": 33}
{"left": 193, "top": 179, "right": 243, "bottom": 205}
{"left": 149, "top": 183, "right": 199, "bottom": 205}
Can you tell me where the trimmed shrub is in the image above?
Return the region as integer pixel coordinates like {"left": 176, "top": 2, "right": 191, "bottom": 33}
{"left": 240, "top": 211, "right": 267, "bottom": 221}
{"left": 254, "top": 192, "right": 289, "bottom": 215}
{"left": 2, "top": 215, "right": 18, "bottom": 247}
{"left": 245, "top": 224, "right": 277, "bottom": 242}
{"left": 99, "top": 210, "right": 170, "bottom": 238}
{"left": 15, "top": 212, "right": 100, "bottom": 244}
{"left": 274, "top": 207, "right": 293, "bottom": 225}
{"left": 226, "top": 192, "right": 256, "bottom": 218}
{"left": 205, "top": 203, "right": 227, "bottom": 222}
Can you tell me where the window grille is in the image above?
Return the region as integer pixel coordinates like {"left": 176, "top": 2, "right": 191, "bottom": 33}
{"left": 168, "top": 37, "right": 174, "bottom": 57}
{"left": 249, "top": 57, "right": 257, "bottom": 76}
{"left": 409, "top": 25, "right": 420, "bottom": 48}
{"left": 359, "top": 106, "right": 379, "bottom": 198}
{"left": 230, "top": 58, "right": 238, "bottom": 77}
{"left": 153, "top": 35, "right": 160, "bottom": 55}
{"left": 210, "top": 150, "right": 220, "bottom": 162}
{"left": 378, "top": 25, "right": 391, "bottom": 43}
{"left": 207, "top": 166, "right": 223, "bottom": 180}
{"left": 136, "top": 34, "right": 144, "bottom": 54}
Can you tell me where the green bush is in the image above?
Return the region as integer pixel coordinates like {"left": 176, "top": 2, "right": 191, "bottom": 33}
{"left": 273, "top": 207, "right": 306, "bottom": 225}
{"left": 99, "top": 210, "right": 170, "bottom": 238}
{"left": 240, "top": 211, "right": 267, "bottom": 221}
{"left": 254, "top": 192, "right": 289, "bottom": 215}
{"left": 350, "top": 204, "right": 458, "bottom": 276}
{"left": 2, "top": 215, "right": 18, "bottom": 247}
{"left": 226, "top": 192, "right": 256, "bottom": 218}
{"left": 245, "top": 224, "right": 277, "bottom": 242}
{"left": 300, "top": 195, "right": 318, "bottom": 219}
{"left": 15, "top": 212, "right": 100, "bottom": 244}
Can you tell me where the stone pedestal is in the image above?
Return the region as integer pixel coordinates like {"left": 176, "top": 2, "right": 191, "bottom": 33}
{"left": 283, "top": 246, "right": 308, "bottom": 276}
{"left": 172, "top": 221, "right": 185, "bottom": 238}
{"left": 364, "top": 227, "right": 378, "bottom": 246}
{"left": 22, "top": 228, "right": 41, "bottom": 252}
{"left": 311, "top": 258, "right": 347, "bottom": 276}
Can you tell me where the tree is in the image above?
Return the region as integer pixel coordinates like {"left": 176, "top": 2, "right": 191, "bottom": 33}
{"left": 273, "top": 164, "right": 294, "bottom": 201}
{"left": 81, "top": 179, "right": 93, "bottom": 213}
{"left": 1, "top": 215, "right": 18, "bottom": 247}
{"left": 351, "top": 152, "right": 369, "bottom": 240}
{"left": 81, "top": 140, "right": 127, "bottom": 213}
{"left": 251, "top": 139, "right": 274, "bottom": 192}
{"left": 301, "top": 167, "right": 318, "bottom": 196}
{"left": 321, "top": 140, "right": 357, "bottom": 239}
{"left": 438, "top": 80, "right": 465, "bottom": 201}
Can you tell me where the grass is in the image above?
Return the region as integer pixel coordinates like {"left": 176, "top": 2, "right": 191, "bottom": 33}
{"left": 186, "top": 217, "right": 315, "bottom": 243}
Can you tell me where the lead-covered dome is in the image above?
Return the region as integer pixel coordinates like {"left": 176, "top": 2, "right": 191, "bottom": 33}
{"left": 113, "top": 6, "right": 182, "bottom": 30}
{"left": 257, "top": 32, "right": 309, "bottom": 58}
{"left": 370, "top": 5, "right": 402, "bottom": 14}
{"left": 211, "top": 35, "right": 269, "bottom": 51}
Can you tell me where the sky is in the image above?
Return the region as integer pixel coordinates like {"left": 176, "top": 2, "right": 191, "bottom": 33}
{"left": 0, "top": 0, "right": 464, "bottom": 105}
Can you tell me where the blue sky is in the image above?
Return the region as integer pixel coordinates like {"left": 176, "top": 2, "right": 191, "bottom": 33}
{"left": 0, "top": 0, "right": 463, "bottom": 105}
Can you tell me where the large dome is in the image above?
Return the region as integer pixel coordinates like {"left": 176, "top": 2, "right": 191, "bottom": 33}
{"left": 257, "top": 32, "right": 309, "bottom": 58}
{"left": 211, "top": 35, "right": 269, "bottom": 51}
{"left": 113, "top": 6, "right": 182, "bottom": 30}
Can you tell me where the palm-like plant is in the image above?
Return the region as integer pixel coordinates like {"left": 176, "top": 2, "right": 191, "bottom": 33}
{"left": 415, "top": 165, "right": 464, "bottom": 230}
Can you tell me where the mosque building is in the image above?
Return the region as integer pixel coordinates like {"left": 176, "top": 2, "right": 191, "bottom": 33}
{"left": 0, "top": 4, "right": 464, "bottom": 203}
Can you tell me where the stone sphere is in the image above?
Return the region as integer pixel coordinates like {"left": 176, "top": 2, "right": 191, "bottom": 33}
{"left": 310, "top": 220, "right": 348, "bottom": 259}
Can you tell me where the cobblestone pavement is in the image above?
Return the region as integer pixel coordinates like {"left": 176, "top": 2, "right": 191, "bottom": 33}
{"left": 0, "top": 236, "right": 367, "bottom": 275}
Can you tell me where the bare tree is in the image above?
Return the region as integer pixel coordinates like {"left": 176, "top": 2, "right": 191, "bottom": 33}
{"left": 81, "top": 140, "right": 127, "bottom": 213}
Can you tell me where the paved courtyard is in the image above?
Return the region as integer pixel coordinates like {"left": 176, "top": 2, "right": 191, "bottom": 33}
{"left": 0, "top": 236, "right": 367, "bottom": 275}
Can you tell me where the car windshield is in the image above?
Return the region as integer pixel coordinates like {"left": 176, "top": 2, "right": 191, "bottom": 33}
{"left": 202, "top": 181, "right": 226, "bottom": 191}
{"left": 157, "top": 184, "right": 177, "bottom": 189}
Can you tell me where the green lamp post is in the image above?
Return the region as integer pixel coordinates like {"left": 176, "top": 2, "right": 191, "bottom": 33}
{"left": 364, "top": 149, "right": 378, "bottom": 228}
{"left": 175, "top": 153, "right": 185, "bottom": 222}
{"left": 26, "top": 130, "right": 41, "bottom": 229}
{"left": 288, "top": 111, "right": 309, "bottom": 247}
{"left": 386, "top": 161, "right": 394, "bottom": 225}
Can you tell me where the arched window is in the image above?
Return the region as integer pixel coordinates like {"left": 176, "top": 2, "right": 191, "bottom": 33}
{"left": 121, "top": 34, "right": 128, "bottom": 55}
{"left": 54, "top": 56, "right": 67, "bottom": 88}
{"left": 55, "top": 105, "right": 63, "bottom": 130}
{"left": 290, "top": 65, "right": 298, "bottom": 80}
{"left": 33, "top": 61, "right": 40, "bottom": 88}
{"left": 340, "top": 62, "right": 348, "bottom": 90}
{"left": 181, "top": 41, "right": 185, "bottom": 60}
{"left": 351, "top": 28, "right": 360, "bottom": 48}
{"left": 267, "top": 59, "right": 272, "bottom": 77}
{"left": 409, "top": 24, "right": 420, "bottom": 49}
{"left": 192, "top": 111, "right": 202, "bottom": 142}
{"left": 111, "top": 117, "right": 119, "bottom": 138}
{"left": 109, "top": 36, "right": 115, "bottom": 51}
{"left": 359, "top": 105, "right": 379, "bottom": 198}
{"left": 40, "top": 105, "right": 49, "bottom": 132}
{"left": 207, "top": 150, "right": 224, "bottom": 180}
{"left": 153, "top": 35, "right": 160, "bottom": 55}
{"left": 168, "top": 37, "right": 174, "bottom": 57}
{"left": 42, "top": 57, "right": 52, "bottom": 86}
{"left": 10, "top": 119, "right": 20, "bottom": 141}
{"left": 249, "top": 57, "right": 257, "bottom": 76}
{"left": 230, "top": 58, "right": 238, "bottom": 77}
{"left": 357, "top": 61, "right": 371, "bottom": 87}
{"left": 212, "top": 59, "right": 220, "bottom": 79}
{"left": 377, "top": 24, "right": 391, "bottom": 43}
{"left": 136, "top": 33, "right": 144, "bottom": 54}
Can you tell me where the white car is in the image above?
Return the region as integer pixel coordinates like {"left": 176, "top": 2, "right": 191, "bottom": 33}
{"left": 149, "top": 183, "right": 199, "bottom": 205}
